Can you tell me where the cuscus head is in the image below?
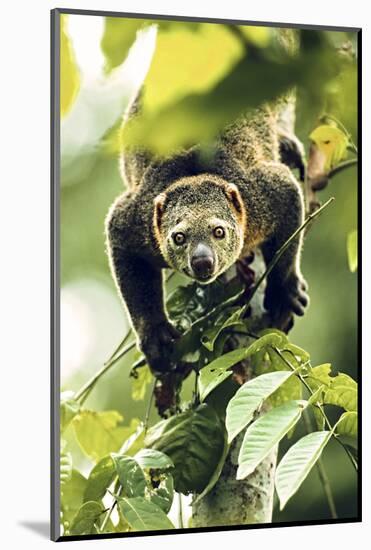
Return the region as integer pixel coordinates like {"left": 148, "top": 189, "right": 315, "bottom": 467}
{"left": 153, "top": 175, "right": 246, "bottom": 284}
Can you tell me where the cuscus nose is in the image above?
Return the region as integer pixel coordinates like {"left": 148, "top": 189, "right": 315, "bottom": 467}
{"left": 190, "top": 243, "right": 215, "bottom": 280}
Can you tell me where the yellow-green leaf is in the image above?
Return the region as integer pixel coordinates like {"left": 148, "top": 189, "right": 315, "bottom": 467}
{"left": 83, "top": 455, "right": 116, "bottom": 503}
{"left": 131, "top": 365, "right": 153, "bottom": 401}
{"left": 306, "top": 364, "right": 332, "bottom": 387}
{"left": 69, "top": 501, "right": 104, "bottom": 535}
{"left": 60, "top": 391, "right": 80, "bottom": 432}
{"left": 309, "top": 124, "right": 349, "bottom": 171}
{"left": 306, "top": 365, "right": 357, "bottom": 412}
{"left": 61, "top": 469, "right": 87, "bottom": 527}
{"left": 347, "top": 230, "right": 358, "bottom": 272}
{"left": 60, "top": 15, "right": 81, "bottom": 117}
{"left": 336, "top": 411, "right": 357, "bottom": 437}
{"left": 238, "top": 25, "right": 271, "bottom": 47}
{"left": 118, "top": 496, "right": 175, "bottom": 531}
{"left": 265, "top": 349, "right": 303, "bottom": 408}
{"left": 72, "top": 410, "right": 139, "bottom": 462}
{"left": 143, "top": 23, "right": 243, "bottom": 113}
{"left": 324, "top": 378, "right": 357, "bottom": 411}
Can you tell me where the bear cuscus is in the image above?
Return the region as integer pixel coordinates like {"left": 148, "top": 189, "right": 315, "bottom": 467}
{"left": 105, "top": 94, "right": 309, "bottom": 375}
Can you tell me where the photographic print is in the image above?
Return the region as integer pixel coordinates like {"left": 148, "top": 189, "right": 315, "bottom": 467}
{"left": 51, "top": 8, "right": 360, "bottom": 541}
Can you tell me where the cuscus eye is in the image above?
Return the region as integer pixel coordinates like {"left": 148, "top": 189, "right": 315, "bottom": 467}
{"left": 173, "top": 232, "right": 186, "bottom": 245}
{"left": 213, "top": 226, "right": 225, "bottom": 239}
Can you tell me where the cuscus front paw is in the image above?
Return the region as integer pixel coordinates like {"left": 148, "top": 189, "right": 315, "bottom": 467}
{"left": 264, "top": 273, "right": 309, "bottom": 329}
{"left": 140, "top": 322, "right": 181, "bottom": 376}
{"left": 285, "top": 275, "right": 309, "bottom": 317}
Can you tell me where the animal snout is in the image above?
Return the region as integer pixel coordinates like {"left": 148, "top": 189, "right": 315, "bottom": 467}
{"left": 190, "top": 243, "right": 215, "bottom": 280}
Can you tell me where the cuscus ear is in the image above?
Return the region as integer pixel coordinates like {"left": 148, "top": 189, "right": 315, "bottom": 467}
{"left": 154, "top": 193, "right": 167, "bottom": 234}
{"left": 224, "top": 183, "right": 245, "bottom": 219}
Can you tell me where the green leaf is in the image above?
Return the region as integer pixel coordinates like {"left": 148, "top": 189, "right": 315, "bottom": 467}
{"left": 147, "top": 474, "right": 174, "bottom": 514}
{"left": 226, "top": 371, "right": 293, "bottom": 443}
{"left": 306, "top": 365, "right": 357, "bottom": 412}
{"left": 145, "top": 404, "right": 225, "bottom": 494}
{"left": 118, "top": 419, "right": 145, "bottom": 456}
{"left": 128, "top": 57, "right": 281, "bottom": 152}
{"left": 309, "top": 124, "right": 349, "bottom": 171}
{"left": 347, "top": 230, "right": 358, "bottom": 272}
{"left": 283, "top": 343, "right": 310, "bottom": 364}
{"left": 61, "top": 470, "right": 87, "bottom": 526}
{"left": 115, "top": 513, "right": 131, "bottom": 533}
{"left": 131, "top": 365, "right": 153, "bottom": 401}
{"left": 60, "top": 15, "right": 81, "bottom": 117}
{"left": 69, "top": 501, "right": 104, "bottom": 536}
{"left": 72, "top": 411, "right": 139, "bottom": 462}
{"left": 169, "top": 278, "right": 244, "bottom": 359}
{"left": 118, "top": 496, "right": 175, "bottom": 531}
{"left": 60, "top": 392, "right": 80, "bottom": 432}
{"left": 245, "top": 332, "right": 287, "bottom": 354}
{"left": 265, "top": 349, "right": 303, "bottom": 408}
{"left": 166, "top": 281, "right": 205, "bottom": 331}
{"left": 336, "top": 411, "right": 358, "bottom": 437}
{"left": 193, "top": 428, "right": 229, "bottom": 503}
{"left": 122, "top": 35, "right": 338, "bottom": 154}
{"left": 199, "top": 332, "right": 286, "bottom": 402}
{"left": 101, "top": 18, "right": 147, "bottom": 73}
{"left": 200, "top": 306, "right": 245, "bottom": 351}
{"left": 198, "top": 361, "right": 234, "bottom": 403}
{"left": 275, "top": 430, "right": 333, "bottom": 510}
{"left": 308, "top": 385, "right": 326, "bottom": 430}
{"left": 111, "top": 454, "right": 147, "bottom": 498}
{"left": 83, "top": 455, "right": 116, "bottom": 503}
{"left": 237, "top": 400, "right": 308, "bottom": 479}
{"left": 306, "top": 364, "right": 332, "bottom": 386}
{"left": 134, "top": 449, "right": 174, "bottom": 470}
{"left": 251, "top": 340, "right": 304, "bottom": 410}
{"left": 100, "top": 517, "right": 116, "bottom": 534}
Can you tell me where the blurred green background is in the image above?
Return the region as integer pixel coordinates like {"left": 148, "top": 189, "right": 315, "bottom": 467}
{"left": 60, "top": 14, "right": 358, "bottom": 524}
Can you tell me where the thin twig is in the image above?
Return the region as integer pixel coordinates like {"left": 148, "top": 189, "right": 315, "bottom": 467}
{"left": 74, "top": 271, "right": 175, "bottom": 403}
{"left": 108, "top": 329, "right": 133, "bottom": 363}
{"left": 74, "top": 340, "right": 136, "bottom": 402}
{"left": 78, "top": 331, "right": 131, "bottom": 405}
{"left": 178, "top": 492, "right": 184, "bottom": 528}
{"left": 144, "top": 379, "right": 156, "bottom": 435}
{"left": 101, "top": 424, "right": 146, "bottom": 530}
{"left": 327, "top": 158, "right": 358, "bottom": 178}
{"left": 100, "top": 486, "right": 121, "bottom": 532}
{"left": 302, "top": 409, "right": 338, "bottom": 519}
{"left": 192, "top": 367, "right": 201, "bottom": 406}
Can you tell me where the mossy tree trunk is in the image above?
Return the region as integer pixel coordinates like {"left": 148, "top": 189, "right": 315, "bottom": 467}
{"left": 191, "top": 251, "right": 280, "bottom": 527}
{"left": 192, "top": 436, "right": 277, "bottom": 526}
